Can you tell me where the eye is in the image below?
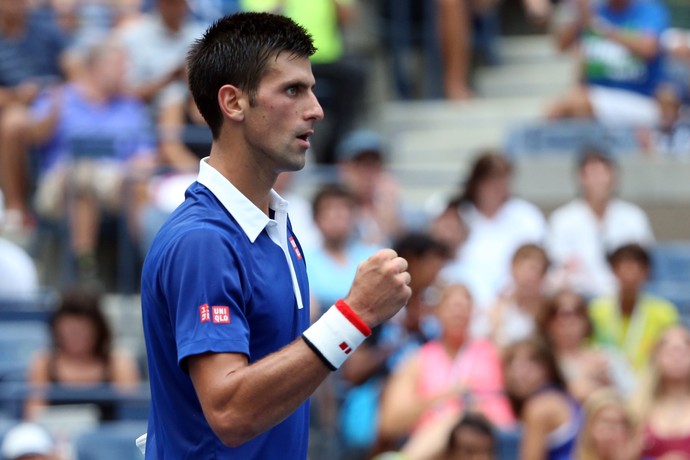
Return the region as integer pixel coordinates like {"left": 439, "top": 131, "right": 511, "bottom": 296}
{"left": 286, "top": 86, "right": 298, "bottom": 96}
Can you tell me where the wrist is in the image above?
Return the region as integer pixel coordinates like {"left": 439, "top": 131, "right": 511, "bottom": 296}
{"left": 302, "top": 299, "right": 372, "bottom": 371}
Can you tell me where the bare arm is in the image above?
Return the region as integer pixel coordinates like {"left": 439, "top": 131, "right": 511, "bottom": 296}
{"left": 519, "top": 399, "right": 552, "bottom": 460}
{"left": 189, "top": 248, "right": 412, "bottom": 447}
{"left": 24, "top": 351, "right": 51, "bottom": 420}
{"left": 600, "top": 27, "right": 659, "bottom": 60}
{"left": 378, "top": 354, "right": 429, "bottom": 439}
{"left": 188, "top": 341, "right": 331, "bottom": 447}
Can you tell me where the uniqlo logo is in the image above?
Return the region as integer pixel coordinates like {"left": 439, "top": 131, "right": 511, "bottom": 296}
{"left": 289, "top": 236, "right": 302, "bottom": 260}
{"left": 199, "top": 304, "right": 210, "bottom": 323}
{"left": 212, "top": 306, "right": 230, "bottom": 324}
{"left": 339, "top": 341, "right": 352, "bottom": 354}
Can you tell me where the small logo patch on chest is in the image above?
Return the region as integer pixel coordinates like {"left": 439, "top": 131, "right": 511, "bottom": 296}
{"left": 289, "top": 236, "right": 302, "bottom": 260}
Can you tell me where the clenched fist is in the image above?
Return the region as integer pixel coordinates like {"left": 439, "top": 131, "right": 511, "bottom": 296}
{"left": 344, "top": 248, "right": 412, "bottom": 328}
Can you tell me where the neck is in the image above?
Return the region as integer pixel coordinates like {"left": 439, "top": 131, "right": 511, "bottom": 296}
{"left": 208, "top": 142, "right": 275, "bottom": 215}
{"left": 585, "top": 195, "right": 608, "bottom": 218}
{"left": 619, "top": 290, "right": 638, "bottom": 316}
{"left": 441, "top": 334, "right": 466, "bottom": 356}
{"left": 660, "top": 379, "right": 690, "bottom": 398}
{"left": 323, "top": 239, "right": 347, "bottom": 262}
{"left": 478, "top": 201, "right": 502, "bottom": 219}
{"left": 514, "top": 288, "right": 542, "bottom": 312}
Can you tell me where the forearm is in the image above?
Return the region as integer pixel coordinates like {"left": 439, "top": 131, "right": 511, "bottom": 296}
{"left": 190, "top": 339, "right": 331, "bottom": 447}
{"left": 604, "top": 29, "right": 658, "bottom": 59}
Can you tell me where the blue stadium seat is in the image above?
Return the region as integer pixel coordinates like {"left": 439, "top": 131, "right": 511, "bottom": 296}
{"left": 505, "top": 120, "right": 642, "bottom": 158}
{"left": 0, "top": 321, "right": 49, "bottom": 382}
{"left": 650, "top": 241, "right": 690, "bottom": 283}
{"left": 496, "top": 426, "right": 521, "bottom": 460}
{"left": 74, "top": 420, "right": 147, "bottom": 460}
{"left": 0, "top": 289, "right": 58, "bottom": 322}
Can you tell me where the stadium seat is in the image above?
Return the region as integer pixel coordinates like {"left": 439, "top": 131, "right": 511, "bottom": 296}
{"left": 0, "top": 289, "right": 58, "bottom": 322}
{"left": 496, "top": 426, "right": 521, "bottom": 460}
{"left": 74, "top": 420, "right": 148, "bottom": 460}
{"left": 650, "top": 240, "right": 690, "bottom": 283}
{"left": 504, "top": 120, "right": 642, "bottom": 158}
{"left": 0, "top": 321, "right": 49, "bottom": 382}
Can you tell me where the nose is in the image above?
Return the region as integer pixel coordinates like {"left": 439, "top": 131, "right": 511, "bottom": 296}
{"left": 306, "top": 90, "right": 324, "bottom": 122}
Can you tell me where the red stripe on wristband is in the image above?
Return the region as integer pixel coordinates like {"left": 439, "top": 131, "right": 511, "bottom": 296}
{"left": 335, "top": 299, "right": 372, "bottom": 337}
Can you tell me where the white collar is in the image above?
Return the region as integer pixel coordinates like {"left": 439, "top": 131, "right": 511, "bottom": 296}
{"left": 196, "top": 158, "right": 288, "bottom": 243}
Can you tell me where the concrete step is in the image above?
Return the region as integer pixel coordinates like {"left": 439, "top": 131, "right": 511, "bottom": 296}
{"left": 475, "top": 60, "right": 575, "bottom": 98}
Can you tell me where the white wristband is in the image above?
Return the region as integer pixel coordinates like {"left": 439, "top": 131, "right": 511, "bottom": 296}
{"left": 302, "top": 299, "right": 372, "bottom": 370}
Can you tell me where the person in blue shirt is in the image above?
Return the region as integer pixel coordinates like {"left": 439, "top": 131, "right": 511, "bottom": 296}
{"left": 547, "top": 0, "right": 670, "bottom": 127}
{"left": 140, "top": 12, "right": 412, "bottom": 459}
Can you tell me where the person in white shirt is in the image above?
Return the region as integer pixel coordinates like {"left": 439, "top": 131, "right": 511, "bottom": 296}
{"left": 546, "top": 148, "right": 655, "bottom": 298}
{"left": 0, "top": 190, "right": 38, "bottom": 297}
{"left": 439, "top": 151, "right": 546, "bottom": 336}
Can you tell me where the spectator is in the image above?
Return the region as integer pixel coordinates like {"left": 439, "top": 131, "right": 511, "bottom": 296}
{"left": 638, "top": 83, "right": 690, "bottom": 157}
{"left": 382, "top": 412, "right": 498, "bottom": 460}
{"left": 629, "top": 325, "right": 690, "bottom": 459}
{"left": 339, "top": 232, "right": 449, "bottom": 456}
{"left": 589, "top": 243, "right": 678, "bottom": 372}
{"left": 488, "top": 243, "right": 549, "bottom": 349}
{"left": 303, "top": 183, "right": 381, "bottom": 459}
{"left": 575, "top": 388, "right": 645, "bottom": 460}
{"left": 306, "top": 183, "right": 381, "bottom": 315}
{"left": 547, "top": 0, "right": 669, "bottom": 127}
{"left": 116, "top": 0, "right": 205, "bottom": 118}
{"left": 20, "top": 40, "right": 156, "bottom": 281}
{"left": 378, "top": 284, "right": 514, "bottom": 449}
{"left": 440, "top": 150, "right": 546, "bottom": 329}
{"left": 428, "top": 196, "right": 468, "bottom": 259}
{"left": 336, "top": 129, "right": 405, "bottom": 247}
{"left": 547, "top": 148, "right": 655, "bottom": 298}
{"left": 241, "top": 0, "right": 367, "bottom": 164}
{"left": 25, "top": 286, "right": 141, "bottom": 422}
{"left": 0, "top": 190, "right": 39, "bottom": 297}
{"left": 0, "top": 422, "right": 56, "bottom": 460}
{"left": 538, "top": 289, "right": 635, "bottom": 401}
{"left": 0, "top": 0, "right": 67, "bottom": 235}
{"left": 503, "top": 335, "right": 582, "bottom": 460}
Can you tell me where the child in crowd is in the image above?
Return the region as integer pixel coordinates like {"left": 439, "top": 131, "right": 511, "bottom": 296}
{"left": 589, "top": 243, "right": 678, "bottom": 372}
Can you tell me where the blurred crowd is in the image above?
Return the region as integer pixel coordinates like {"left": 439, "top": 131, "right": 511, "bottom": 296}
{"left": 0, "top": 0, "right": 689, "bottom": 459}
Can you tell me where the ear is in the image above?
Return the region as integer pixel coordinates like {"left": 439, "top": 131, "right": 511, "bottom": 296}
{"left": 218, "top": 84, "right": 248, "bottom": 122}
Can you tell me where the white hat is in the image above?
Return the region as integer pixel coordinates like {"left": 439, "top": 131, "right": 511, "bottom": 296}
{"left": 1, "top": 423, "right": 54, "bottom": 459}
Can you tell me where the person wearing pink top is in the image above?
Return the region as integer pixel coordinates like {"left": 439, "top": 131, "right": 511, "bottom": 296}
{"left": 378, "top": 284, "right": 515, "bottom": 449}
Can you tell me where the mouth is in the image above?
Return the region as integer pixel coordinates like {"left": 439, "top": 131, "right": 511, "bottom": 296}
{"left": 296, "top": 130, "right": 313, "bottom": 146}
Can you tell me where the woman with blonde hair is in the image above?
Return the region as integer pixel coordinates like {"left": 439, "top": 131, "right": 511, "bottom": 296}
{"left": 575, "top": 388, "right": 644, "bottom": 460}
{"left": 629, "top": 324, "right": 690, "bottom": 459}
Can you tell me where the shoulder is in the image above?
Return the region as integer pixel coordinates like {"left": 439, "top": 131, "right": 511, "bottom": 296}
{"left": 641, "top": 295, "right": 679, "bottom": 316}
{"left": 609, "top": 199, "right": 648, "bottom": 218}
{"left": 505, "top": 197, "right": 544, "bottom": 219}
{"left": 550, "top": 199, "right": 585, "bottom": 222}
{"left": 523, "top": 389, "right": 570, "bottom": 423}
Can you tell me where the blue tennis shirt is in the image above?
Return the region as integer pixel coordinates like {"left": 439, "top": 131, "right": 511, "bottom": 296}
{"left": 141, "top": 159, "right": 311, "bottom": 458}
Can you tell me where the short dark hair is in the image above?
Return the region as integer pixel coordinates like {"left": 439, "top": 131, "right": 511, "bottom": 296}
{"left": 607, "top": 243, "right": 651, "bottom": 270}
{"left": 447, "top": 413, "right": 496, "bottom": 455}
{"left": 577, "top": 146, "right": 615, "bottom": 171}
{"left": 393, "top": 232, "right": 451, "bottom": 260}
{"left": 187, "top": 12, "right": 316, "bottom": 139}
{"left": 311, "top": 183, "right": 356, "bottom": 220}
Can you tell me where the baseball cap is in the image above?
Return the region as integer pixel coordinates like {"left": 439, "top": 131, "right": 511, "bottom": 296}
{"left": 1, "top": 423, "right": 54, "bottom": 459}
{"left": 335, "top": 129, "right": 386, "bottom": 162}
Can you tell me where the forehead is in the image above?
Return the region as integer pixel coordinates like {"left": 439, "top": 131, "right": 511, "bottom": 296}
{"left": 259, "top": 52, "right": 315, "bottom": 87}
